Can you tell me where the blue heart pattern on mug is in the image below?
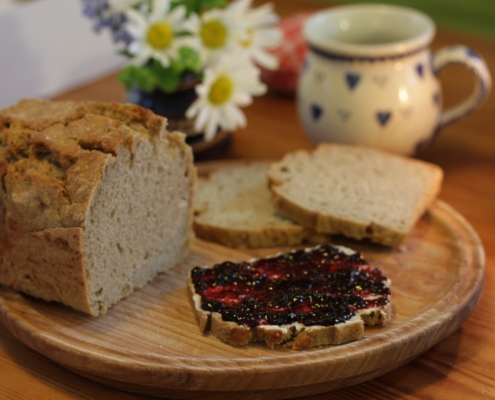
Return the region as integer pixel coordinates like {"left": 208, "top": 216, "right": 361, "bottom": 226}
{"left": 377, "top": 112, "right": 392, "bottom": 126}
{"left": 336, "top": 109, "right": 352, "bottom": 122}
{"left": 399, "top": 106, "right": 414, "bottom": 119}
{"left": 307, "top": 66, "right": 435, "bottom": 128}
{"left": 311, "top": 104, "right": 323, "bottom": 121}
{"left": 345, "top": 73, "right": 361, "bottom": 90}
{"left": 313, "top": 70, "right": 326, "bottom": 84}
{"left": 433, "top": 92, "right": 441, "bottom": 106}
{"left": 372, "top": 75, "right": 388, "bottom": 88}
{"left": 416, "top": 63, "right": 424, "bottom": 78}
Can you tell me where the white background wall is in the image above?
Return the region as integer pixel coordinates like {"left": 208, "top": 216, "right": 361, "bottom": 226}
{"left": 0, "top": 0, "right": 125, "bottom": 109}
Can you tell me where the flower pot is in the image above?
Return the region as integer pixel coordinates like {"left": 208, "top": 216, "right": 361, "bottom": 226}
{"left": 126, "top": 80, "right": 232, "bottom": 160}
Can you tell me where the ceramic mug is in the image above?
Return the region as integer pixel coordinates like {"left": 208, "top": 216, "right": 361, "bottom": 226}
{"left": 297, "top": 4, "right": 491, "bottom": 155}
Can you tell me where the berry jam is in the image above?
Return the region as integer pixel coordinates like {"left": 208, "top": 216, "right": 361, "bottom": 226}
{"left": 191, "top": 244, "right": 390, "bottom": 328}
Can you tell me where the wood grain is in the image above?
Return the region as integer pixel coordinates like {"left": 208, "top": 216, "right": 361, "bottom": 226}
{"left": 0, "top": 186, "right": 485, "bottom": 399}
{"left": 1, "top": 0, "right": 495, "bottom": 399}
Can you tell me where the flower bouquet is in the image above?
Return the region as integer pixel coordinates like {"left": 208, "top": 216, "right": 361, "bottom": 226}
{"left": 82, "top": 0, "right": 281, "bottom": 150}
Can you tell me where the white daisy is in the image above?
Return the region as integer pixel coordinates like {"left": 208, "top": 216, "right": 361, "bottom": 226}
{"left": 184, "top": 4, "right": 245, "bottom": 67}
{"left": 186, "top": 53, "right": 267, "bottom": 141}
{"left": 230, "top": 0, "right": 282, "bottom": 70}
{"left": 124, "top": 0, "right": 190, "bottom": 68}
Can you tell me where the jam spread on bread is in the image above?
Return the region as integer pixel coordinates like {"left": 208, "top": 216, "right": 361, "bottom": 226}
{"left": 191, "top": 244, "right": 390, "bottom": 328}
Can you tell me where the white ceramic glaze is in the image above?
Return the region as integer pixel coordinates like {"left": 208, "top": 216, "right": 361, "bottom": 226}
{"left": 297, "top": 4, "right": 492, "bottom": 155}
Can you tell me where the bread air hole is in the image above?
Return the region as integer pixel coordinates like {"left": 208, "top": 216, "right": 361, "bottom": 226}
{"left": 38, "top": 199, "right": 49, "bottom": 211}
{"left": 116, "top": 243, "right": 124, "bottom": 254}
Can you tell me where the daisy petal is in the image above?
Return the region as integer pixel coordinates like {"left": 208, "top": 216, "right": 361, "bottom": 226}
{"left": 168, "top": 5, "right": 186, "bottom": 25}
{"left": 131, "top": 47, "right": 152, "bottom": 66}
{"left": 232, "top": 92, "right": 252, "bottom": 106}
{"left": 247, "top": 4, "right": 279, "bottom": 27}
{"left": 154, "top": 52, "right": 171, "bottom": 68}
{"left": 127, "top": 41, "right": 141, "bottom": 55}
{"left": 252, "top": 48, "right": 279, "bottom": 70}
{"left": 255, "top": 28, "right": 283, "bottom": 48}
{"left": 125, "top": 9, "right": 147, "bottom": 30}
{"left": 183, "top": 13, "right": 200, "bottom": 33}
{"left": 186, "top": 99, "right": 201, "bottom": 118}
{"left": 205, "top": 110, "right": 220, "bottom": 140}
{"left": 126, "top": 24, "right": 144, "bottom": 40}
{"left": 229, "top": 104, "right": 247, "bottom": 128}
{"left": 152, "top": 0, "right": 170, "bottom": 21}
{"left": 195, "top": 106, "right": 211, "bottom": 131}
{"left": 218, "top": 106, "right": 234, "bottom": 131}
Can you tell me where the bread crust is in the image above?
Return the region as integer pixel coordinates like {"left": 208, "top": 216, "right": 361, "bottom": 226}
{"left": 1, "top": 227, "right": 92, "bottom": 313}
{"left": 188, "top": 276, "right": 366, "bottom": 349}
{"left": 193, "top": 220, "right": 317, "bottom": 249}
{"left": 269, "top": 191, "right": 406, "bottom": 246}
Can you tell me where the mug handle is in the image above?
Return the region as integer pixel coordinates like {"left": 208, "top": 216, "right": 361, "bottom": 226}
{"left": 432, "top": 45, "right": 491, "bottom": 127}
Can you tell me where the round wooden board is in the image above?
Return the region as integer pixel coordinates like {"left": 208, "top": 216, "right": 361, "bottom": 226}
{"left": 0, "top": 167, "right": 485, "bottom": 399}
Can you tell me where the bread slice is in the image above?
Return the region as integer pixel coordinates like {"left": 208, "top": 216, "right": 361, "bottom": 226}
{"left": 0, "top": 99, "right": 195, "bottom": 316}
{"left": 188, "top": 244, "right": 391, "bottom": 349}
{"left": 194, "top": 162, "right": 329, "bottom": 248}
{"left": 267, "top": 144, "right": 443, "bottom": 246}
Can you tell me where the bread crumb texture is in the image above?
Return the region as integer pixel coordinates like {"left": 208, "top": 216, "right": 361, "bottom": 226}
{"left": 268, "top": 144, "right": 443, "bottom": 246}
{"left": 0, "top": 99, "right": 195, "bottom": 316}
{"left": 194, "top": 162, "right": 330, "bottom": 248}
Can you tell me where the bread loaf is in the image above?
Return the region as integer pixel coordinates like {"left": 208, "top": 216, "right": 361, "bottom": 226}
{"left": 194, "top": 162, "right": 329, "bottom": 248}
{"left": 0, "top": 99, "right": 195, "bottom": 316}
{"left": 268, "top": 144, "right": 443, "bottom": 246}
{"left": 189, "top": 244, "right": 391, "bottom": 349}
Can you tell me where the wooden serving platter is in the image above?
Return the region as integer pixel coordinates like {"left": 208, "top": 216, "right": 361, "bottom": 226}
{"left": 0, "top": 164, "right": 485, "bottom": 399}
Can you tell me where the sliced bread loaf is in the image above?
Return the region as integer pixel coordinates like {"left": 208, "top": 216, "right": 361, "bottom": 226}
{"left": 0, "top": 99, "right": 195, "bottom": 316}
{"left": 267, "top": 144, "right": 443, "bottom": 246}
{"left": 194, "top": 162, "right": 329, "bottom": 248}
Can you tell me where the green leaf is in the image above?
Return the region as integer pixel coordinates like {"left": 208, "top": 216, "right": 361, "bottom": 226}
{"left": 119, "top": 57, "right": 203, "bottom": 94}
{"left": 199, "top": 0, "right": 228, "bottom": 9}
{"left": 179, "top": 46, "right": 202, "bottom": 71}
{"left": 118, "top": 64, "right": 159, "bottom": 93}
{"left": 118, "top": 65, "right": 141, "bottom": 92}
{"left": 137, "top": 68, "right": 157, "bottom": 92}
{"left": 149, "top": 60, "right": 182, "bottom": 92}
{"left": 171, "top": 0, "right": 227, "bottom": 15}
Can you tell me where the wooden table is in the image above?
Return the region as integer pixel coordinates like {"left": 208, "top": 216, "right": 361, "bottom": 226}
{"left": 1, "top": 1, "right": 494, "bottom": 398}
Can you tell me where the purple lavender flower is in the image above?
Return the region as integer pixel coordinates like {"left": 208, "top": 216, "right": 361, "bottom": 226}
{"left": 81, "top": 0, "right": 132, "bottom": 47}
{"left": 111, "top": 29, "right": 133, "bottom": 47}
{"left": 82, "top": 0, "right": 109, "bottom": 24}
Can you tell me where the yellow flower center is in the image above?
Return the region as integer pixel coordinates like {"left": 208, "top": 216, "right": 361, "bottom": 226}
{"left": 147, "top": 22, "right": 174, "bottom": 49}
{"left": 240, "top": 28, "right": 254, "bottom": 48}
{"left": 208, "top": 75, "right": 234, "bottom": 105}
{"left": 201, "top": 20, "right": 228, "bottom": 49}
